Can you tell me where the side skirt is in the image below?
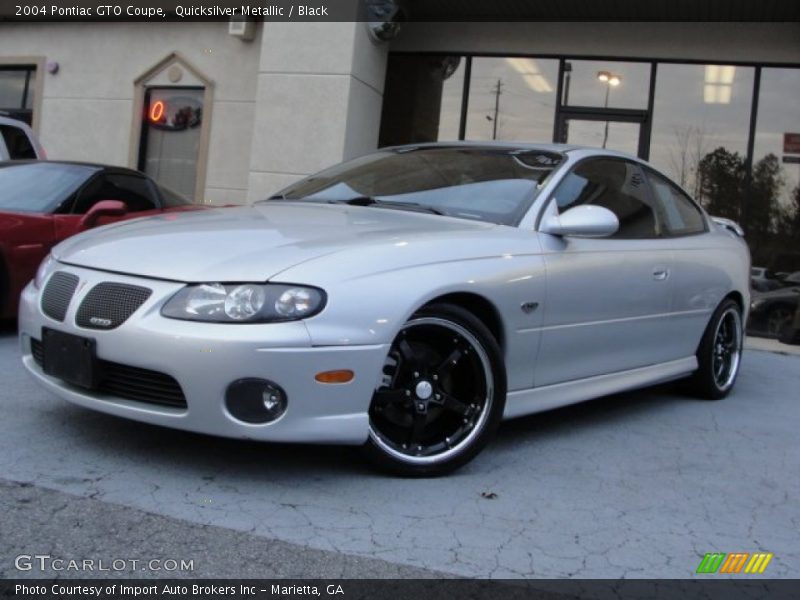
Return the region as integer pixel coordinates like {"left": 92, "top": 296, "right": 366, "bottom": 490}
{"left": 502, "top": 357, "right": 698, "bottom": 420}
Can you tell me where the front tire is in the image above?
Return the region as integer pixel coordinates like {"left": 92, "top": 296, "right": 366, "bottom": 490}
{"left": 685, "top": 299, "right": 743, "bottom": 400}
{"left": 363, "top": 303, "right": 506, "bottom": 476}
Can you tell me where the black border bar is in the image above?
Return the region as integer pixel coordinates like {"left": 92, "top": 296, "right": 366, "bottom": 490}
{"left": 3, "top": 579, "right": 800, "bottom": 600}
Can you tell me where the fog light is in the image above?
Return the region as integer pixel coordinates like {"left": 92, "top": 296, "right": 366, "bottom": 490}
{"left": 315, "top": 369, "right": 355, "bottom": 384}
{"left": 225, "top": 378, "right": 287, "bottom": 423}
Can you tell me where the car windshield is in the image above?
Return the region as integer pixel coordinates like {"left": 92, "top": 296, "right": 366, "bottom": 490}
{"left": 267, "top": 146, "right": 564, "bottom": 225}
{"left": 0, "top": 163, "right": 96, "bottom": 213}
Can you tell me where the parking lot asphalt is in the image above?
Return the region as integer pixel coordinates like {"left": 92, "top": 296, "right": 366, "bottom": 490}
{"left": 0, "top": 324, "right": 798, "bottom": 579}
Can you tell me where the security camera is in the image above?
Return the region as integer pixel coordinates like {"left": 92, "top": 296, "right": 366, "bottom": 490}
{"left": 364, "top": 0, "right": 405, "bottom": 43}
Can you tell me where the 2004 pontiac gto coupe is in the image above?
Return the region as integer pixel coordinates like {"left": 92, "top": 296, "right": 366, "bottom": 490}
{"left": 19, "top": 144, "right": 750, "bottom": 475}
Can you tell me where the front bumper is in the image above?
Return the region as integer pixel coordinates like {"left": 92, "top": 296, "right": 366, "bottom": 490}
{"left": 18, "top": 264, "right": 389, "bottom": 444}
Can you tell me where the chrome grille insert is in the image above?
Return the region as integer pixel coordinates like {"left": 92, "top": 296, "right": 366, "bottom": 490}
{"left": 41, "top": 272, "right": 79, "bottom": 322}
{"left": 76, "top": 283, "right": 152, "bottom": 330}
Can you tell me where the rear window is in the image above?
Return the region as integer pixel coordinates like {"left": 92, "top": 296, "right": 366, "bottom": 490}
{"left": 0, "top": 163, "right": 95, "bottom": 213}
{"left": 0, "top": 124, "right": 37, "bottom": 159}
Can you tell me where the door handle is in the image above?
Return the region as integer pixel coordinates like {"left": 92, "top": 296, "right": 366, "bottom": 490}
{"left": 653, "top": 267, "right": 670, "bottom": 281}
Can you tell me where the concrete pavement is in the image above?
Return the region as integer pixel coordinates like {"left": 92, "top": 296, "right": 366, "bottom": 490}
{"left": 1, "top": 326, "right": 798, "bottom": 579}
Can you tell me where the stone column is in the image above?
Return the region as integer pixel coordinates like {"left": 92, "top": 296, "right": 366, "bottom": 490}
{"left": 245, "top": 22, "right": 388, "bottom": 202}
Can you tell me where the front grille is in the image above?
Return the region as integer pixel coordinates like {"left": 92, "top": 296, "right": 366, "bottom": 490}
{"left": 41, "top": 272, "right": 79, "bottom": 322}
{"left": 75, "top": 283, "right": 152, "bottom": 330}
{"left": 30, "top": 338, "right": 187, "bottom": 409}
{"left": 31, "top": 337, "right": 44, "bottom": 365}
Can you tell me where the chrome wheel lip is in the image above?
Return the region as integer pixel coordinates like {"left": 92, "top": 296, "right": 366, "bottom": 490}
{"left": 712, "top": 307, "right": 742, "bottom": 391}
{"left": 368, "top": 316, "right": 494, "bottom": 466}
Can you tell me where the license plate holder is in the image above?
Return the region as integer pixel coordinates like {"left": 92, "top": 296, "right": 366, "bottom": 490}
{"left": 41, "top": 327, "right": 98, "bottom": 389}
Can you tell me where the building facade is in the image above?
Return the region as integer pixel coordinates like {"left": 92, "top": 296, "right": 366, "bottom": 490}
{"left": 0, "top": 19, "right": 799, "bottom": 272}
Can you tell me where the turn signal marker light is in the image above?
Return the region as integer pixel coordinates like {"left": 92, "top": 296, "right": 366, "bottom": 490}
{"left": 315, "top": 370, "right": 354, "bottom": 384}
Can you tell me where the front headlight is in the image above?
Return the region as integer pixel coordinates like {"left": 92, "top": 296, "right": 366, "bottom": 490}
{"left": 161, "top": 283, "right": 326, "bottom": 323}
{"left": 34, "top": 254, "right": 57, "bottom": 289}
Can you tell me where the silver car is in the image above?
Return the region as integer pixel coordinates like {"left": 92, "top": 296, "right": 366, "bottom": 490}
{"left": 18, "top": 143, "right": 750, "bottom": 475}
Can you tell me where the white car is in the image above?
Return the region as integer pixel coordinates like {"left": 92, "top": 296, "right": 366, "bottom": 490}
{"left": 19, "top": 143, "right": 750, "bottom": 475}
{"left": 0, "top": 115, "right": 44, "bottom": 161}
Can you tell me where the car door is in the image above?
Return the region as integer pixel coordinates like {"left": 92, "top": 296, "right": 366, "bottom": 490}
{"left": 642, "top": 166, "right": 724, "bottom": 359}
{"left": 534, "top": 157, "right": 676, "bottom": 387}
{"left": 53, "top": 172, "right": 162, "bottom": 241}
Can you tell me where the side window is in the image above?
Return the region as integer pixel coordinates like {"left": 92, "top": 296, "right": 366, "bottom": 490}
{"left": 72, "top": 173, "right": 158, "bottom": 214}
{"left": 0, "top": 125, "right": 36, "bottom": 159}
{"left": 551, "top": 158, "right": 661, "bottom": 239}
{"left": 644, "top": 169, "right": 707, "bottom": 236}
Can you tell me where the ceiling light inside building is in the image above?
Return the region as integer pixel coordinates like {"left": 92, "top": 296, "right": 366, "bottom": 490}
{"left": 506, "top": 58, "right": 553, "bottom": 93}
{"left": 703, "top": 65, "right": 736, "bottom": 104}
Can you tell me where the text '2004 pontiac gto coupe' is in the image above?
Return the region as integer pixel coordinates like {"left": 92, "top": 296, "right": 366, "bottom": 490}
{"left": 19, "top": 144, "right": 750, "bottom": 475}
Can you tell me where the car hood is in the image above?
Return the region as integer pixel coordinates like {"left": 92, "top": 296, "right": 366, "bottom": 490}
{"left": 53, "top": 202, "right": 498, "bottom": 282}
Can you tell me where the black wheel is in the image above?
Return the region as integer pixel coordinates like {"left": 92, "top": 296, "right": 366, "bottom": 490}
{"left": 685, "top": 299, "right": 743, "bottom": 400}
{"left": 363, "top": 303, "right": 506, "bottom": 476}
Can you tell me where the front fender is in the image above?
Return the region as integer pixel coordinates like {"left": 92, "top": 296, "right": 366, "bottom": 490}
{"left": 298, "top": 254, "right": 547, "bottom": 392}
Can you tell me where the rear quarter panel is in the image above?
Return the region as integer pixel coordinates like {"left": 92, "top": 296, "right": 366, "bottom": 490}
{"left": 668, "top": 222, "right": 750, "bottom": 357}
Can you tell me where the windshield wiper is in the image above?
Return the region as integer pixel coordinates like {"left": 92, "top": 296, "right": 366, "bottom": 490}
{"left": 262, "top": 195, "right": 445, "bottom": 216}
{"left": 329, "top": 196, "right": 446, "bottom": 216}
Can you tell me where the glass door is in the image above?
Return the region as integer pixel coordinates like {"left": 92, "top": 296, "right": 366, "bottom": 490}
{"left": 554, "top": 59, "right": 653, "bottom": 158}
{"left": 558, "top": 113, "right": 644, "bottom": 156}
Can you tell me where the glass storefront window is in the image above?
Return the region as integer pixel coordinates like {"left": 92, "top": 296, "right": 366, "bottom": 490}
{"left": 0, "top": 69, "right": 26, "bottom": 107}
{"left": 563, "top": 119, "right": 640, "bottom": 156}
{"left": 139, "top": 87, "right": 203, "bottom": 201}
{"left": 465, "top": 57, "right": 558, "bottom": 143}
{"left": 561, "top": 60, "right": 650, "bottom": 109}
{"left": 0, "top": 68, "right": 34, "bottom": 124}
{"left": 437, "top": 57, "right": 464, "bottom": 141}
{"left": 649, "top": 63, "right": 754, "bottom": 220}
{"left": 751, "top": 68, "right": 800, "bottom": 275}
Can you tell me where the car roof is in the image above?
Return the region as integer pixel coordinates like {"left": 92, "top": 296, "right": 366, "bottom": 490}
{"left": 0, "top": 115, "right": 34, "bottom": 127}
{"left": 0, "top": 159, "right": 146, "bottom": 177}
{"left": 378, "top": 140, "right": 644, "bottom": 162}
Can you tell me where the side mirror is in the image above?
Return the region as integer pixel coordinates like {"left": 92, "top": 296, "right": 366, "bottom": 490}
{"left": 79, "top": 200, "right": 128, "bottom": 229}
{"left": 540, "top": 205, "right": 619, "bottom": 238}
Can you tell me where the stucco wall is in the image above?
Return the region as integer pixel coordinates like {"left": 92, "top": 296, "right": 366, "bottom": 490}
{"left": 0, "top": 22, "right": 262, "bottom": 205}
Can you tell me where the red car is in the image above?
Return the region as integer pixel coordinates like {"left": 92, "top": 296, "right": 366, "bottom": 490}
{"left": 0, "top": 161, "right": 203, "bottom": 319}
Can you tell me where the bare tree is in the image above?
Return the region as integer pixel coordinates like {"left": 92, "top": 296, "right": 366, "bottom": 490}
{"left": 669, "top": 126, "right": 692, "bottom": 188}
{"left": 668, "top": 125, "right": 710, "bottom": 197}
{"left": 689, "top": 126, "right": 710, "bottom": 200}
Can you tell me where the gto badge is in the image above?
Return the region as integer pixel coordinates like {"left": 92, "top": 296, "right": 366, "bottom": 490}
{"left": 520, "top": 302, "right": 539, "bottom": 314}
{"left": 89, "top": 316, "right": 113, "bottom": 327}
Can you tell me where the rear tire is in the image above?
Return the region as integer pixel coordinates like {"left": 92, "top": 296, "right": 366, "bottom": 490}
{"left": 363, "top": 303, "right": 506, "bottom": 476}
{"left": 684, "top": 299, "right": 743, "bottom": 400}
